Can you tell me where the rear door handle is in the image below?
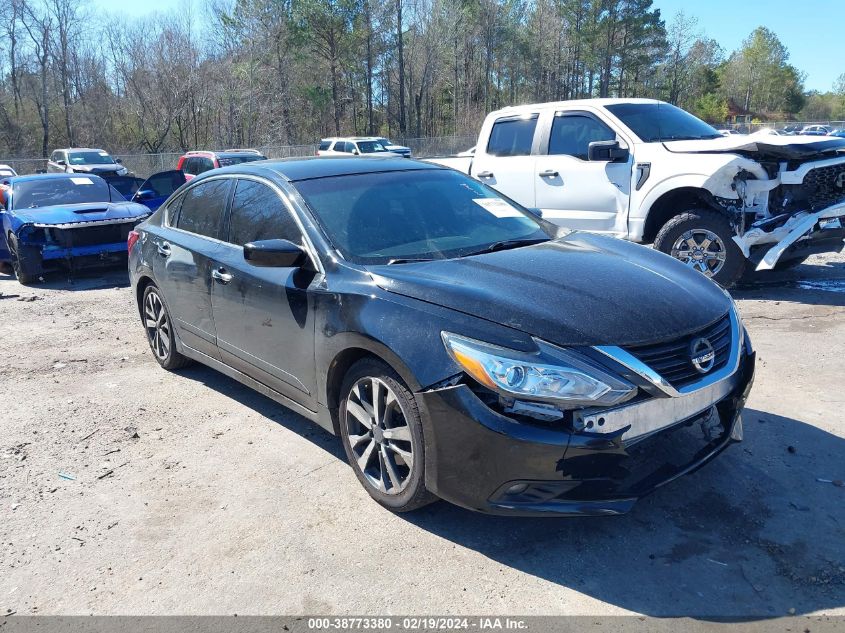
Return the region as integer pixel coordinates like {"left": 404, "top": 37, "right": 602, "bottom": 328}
{"left": 476, "top": 170, "right": 494, "bottom": 179}
{"left": 156, "top": 242, "right": 171, "bottom": 257}
{"left": 211, "top": 267, "right": 233, "bottom": 284}
{"left": 539, "top": 169, "right": 559, "bottom": 178}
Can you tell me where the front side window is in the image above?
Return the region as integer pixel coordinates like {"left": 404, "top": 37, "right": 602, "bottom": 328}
{"left": 356, "top": 141, "right": 388, "bottom": 154}
{"left": 486, "top": 115, "right": 538, "bottom": 157}
{"left": 181, "top": 157, "right": 196, "bottom": 175}
{"left": 175, "top": 179, "right": 230, "bottom": 239}
{"left": 228, "top": 179, "right": 300, "bottom": 246}
{"left": 197, "top": 157, "right": 215, "bottom": 174}
{"left": 296, "top": 169, "right": 550, "bottom": 265}
{"left": 142, "top": 170, "right": 186, "bottom": 198}
{"left": 549, "top": 114, "right": 616, "bottom": 160}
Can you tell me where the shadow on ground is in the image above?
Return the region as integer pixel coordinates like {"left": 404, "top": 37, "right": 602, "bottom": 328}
{"left": 0, "top": 266, "right": 129, "bottom": 292}
{"left": 174, "top": 355, "right": 845, "bottom": 620}
{"left": 735, "top": 259, "right": 845, "bottom": 307}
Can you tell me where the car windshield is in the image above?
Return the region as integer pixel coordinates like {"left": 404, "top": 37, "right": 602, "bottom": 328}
{"left": 377, "top": 138, "right": 392, "bottom": 146}
{"left": 67, "top": 151, "right": 116, "bottom": 165}
{"left": 296, "top": 169, "right": 550, "bottom": 265}
{"left": 217, "top": 155, "right": 266, "bottom": 167}
{"left": 605, "top": 103, "right": 722, "bottom": 142}
{"left": 10, "top": 176, "right": 113, "bottom": 209}
{"left": 356, "top": 141, "right": 389, "bottom": 154}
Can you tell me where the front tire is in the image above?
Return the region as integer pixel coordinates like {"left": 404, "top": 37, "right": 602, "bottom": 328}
{"left": 654, "top": 209, "right": 746, "bottom": 288}
{"left": 141, "top": 283, "right": 192, "bottom": 370}
{"left": 7, "top": 233, "right": 37, "bottom": 284}
{"left": 338, "top": 358, "right": 436, "bottom": 512}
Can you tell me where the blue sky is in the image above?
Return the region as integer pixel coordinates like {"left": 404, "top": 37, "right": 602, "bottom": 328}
{"left": 93, "top": 0, "right": 839, "bottom": 92}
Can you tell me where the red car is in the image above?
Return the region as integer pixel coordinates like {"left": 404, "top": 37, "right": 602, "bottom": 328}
{"left": 175, "top": 149, "right": 267, "bottom": 180}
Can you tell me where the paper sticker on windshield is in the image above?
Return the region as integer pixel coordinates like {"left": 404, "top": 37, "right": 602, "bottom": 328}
{"left": 98, "top": 151, "right": 109, "bottom": 156}
{"left": 473, "top": 198, "right": 522, "bottom": 218}
{"left": 70, "top": 177, "right": 94, "bottom": 185}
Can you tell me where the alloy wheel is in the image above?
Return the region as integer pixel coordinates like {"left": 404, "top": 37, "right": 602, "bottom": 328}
{"left": 670, "top": 228, "right": 727, "bottom": 276}
{"left": 345, "top": 377, "right": 414, "bottom": 495}
{"left": 144, "top": 289, "right": 171, "bottom": 361}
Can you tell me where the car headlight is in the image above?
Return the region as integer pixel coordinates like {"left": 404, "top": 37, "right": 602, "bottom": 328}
{"left": 117, "top": 167, "right": 128, "bottom": 175}
{"left": 442, "top": 332, "right": 635, "bottom": 408}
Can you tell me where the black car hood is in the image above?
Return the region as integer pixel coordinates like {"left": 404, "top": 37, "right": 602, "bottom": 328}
{"left": 369, "top": 233, "right": 730, "bottom": 347}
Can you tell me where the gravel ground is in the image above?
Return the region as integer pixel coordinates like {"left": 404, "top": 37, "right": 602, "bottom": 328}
{"left": 1, "top": 252, "right": 844, "bottom": 618}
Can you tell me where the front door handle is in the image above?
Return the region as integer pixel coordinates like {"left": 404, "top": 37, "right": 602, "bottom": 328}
{"left": 156, "top": 242, "right": 171, "bottom": 257}
{"left": 211, "top": 267, "right": 233, "bottom": 284}
{"left": 539, "top": 169, "right": 559, "bottom": 178}
{"left": 476, "top": 170, "right": 494, "bottom": 179}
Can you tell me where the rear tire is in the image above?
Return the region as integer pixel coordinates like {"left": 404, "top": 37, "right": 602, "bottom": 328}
{"left": 338, "top": 358, "right": 436, "bottom": 512}
{"left": 654, "top": 209, "right": 746, "bottom": 288}
{"left": 141, "top": 283, "right": 193, "bottom": 370}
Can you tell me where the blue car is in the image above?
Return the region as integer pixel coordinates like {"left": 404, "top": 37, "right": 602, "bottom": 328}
{"left": 0, "top": 173, "right": 153, "bottom": 283}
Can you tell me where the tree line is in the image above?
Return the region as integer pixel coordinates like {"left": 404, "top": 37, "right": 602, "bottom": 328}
{"left": 0, "top": 0, "right": 840, "bottom": 158}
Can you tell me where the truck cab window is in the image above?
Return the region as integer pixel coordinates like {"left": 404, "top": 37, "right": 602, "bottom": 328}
{"left": 549, "top": 114, "right": 616, "bottom": 160}
{"left": 486, "top": 116, "right": 538, "bottom": 157}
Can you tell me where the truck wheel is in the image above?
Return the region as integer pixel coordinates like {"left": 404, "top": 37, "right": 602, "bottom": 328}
{"left": 654, "top": 210, "right": 746, "bottom": 288}
{"left": 7, "top": 233, "right": 38, "bottom": 285}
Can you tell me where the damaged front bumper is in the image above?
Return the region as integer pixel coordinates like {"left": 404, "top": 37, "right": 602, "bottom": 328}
{"left": 416, "top": 345, "right": 755, "bottom": 517}
{"left": 734, "top": 202, "right": 845, "bottom": 271}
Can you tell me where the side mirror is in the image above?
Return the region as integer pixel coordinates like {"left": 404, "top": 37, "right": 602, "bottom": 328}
{"left": 57, "top": 160, "right": 66, "bottom": 166}
{"left": 135, "top": 189, "right": 156, "bottom": 201}
{"left": 243, "top": 239, "right": 306, "bottom": 268}
{"left": 525, "top": 207, "right": 543, "bottom": 218}
{"left": 352, "top": 149, "right": 360, "bottom": 155}
{"left": 115, "top": 158, "right": 123, "bottom": 164}
{"left": 587, "top": 140, "right": 629, "bottom": 163}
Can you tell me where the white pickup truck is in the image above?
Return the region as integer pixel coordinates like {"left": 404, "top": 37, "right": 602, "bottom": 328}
{"left": 426, "top": 98, "right": 845, "bottom": 286}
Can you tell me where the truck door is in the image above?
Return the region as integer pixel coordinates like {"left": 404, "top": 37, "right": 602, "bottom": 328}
{"left": 470, "top": 113, "right": 540, "bottom": 209}
{"left": 534, "top": 110, "right": 632, "bottom": 235}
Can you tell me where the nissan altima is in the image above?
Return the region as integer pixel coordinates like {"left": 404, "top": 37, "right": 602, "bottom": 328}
{"left": 128, "top": 156, "right": 755, "bottom": 516}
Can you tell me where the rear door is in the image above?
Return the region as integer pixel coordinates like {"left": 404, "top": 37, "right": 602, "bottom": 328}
{"left": 469, "top": 113, "right": 539, "bottom": 208}
{"left": 150, "top": 177, "right": 233, "bottom": 360}
{"left": 534, "top": 110, "right": 632, "bottom": 234}
{"left": 210, "top": 177, "right": 319, "bottom": 407}
{"left": 133, "top": 170, "right": 187, "bottom": 211}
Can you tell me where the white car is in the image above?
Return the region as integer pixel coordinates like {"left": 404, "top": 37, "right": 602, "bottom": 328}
{"left": 317, "top": 137, "right": 398, "bottom": 157}
{"left": 0, "top": 164, "right": 17, "bottom": 177}
{"left": 47, "top": 148, "right": 128, "bottom": 176}
{"left": 426, "top": 98, "right": 845, "bottom": 286}
{"left": 375, "top": 137, "right": 412, "bottom": 158}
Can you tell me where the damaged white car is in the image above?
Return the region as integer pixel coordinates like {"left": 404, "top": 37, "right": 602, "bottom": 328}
{"left": 426, "top": 99, "right": 845, "bottom": 286}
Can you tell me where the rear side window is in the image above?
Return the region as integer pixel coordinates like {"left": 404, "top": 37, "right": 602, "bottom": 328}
{"left": 228, "top": 179, "right": 300, "bottom": 246}
{"left": 548, "top": 114, "right": 616, "bottom": 160}
{"left": 176, "top": 179, "right": 230, "bottom": 239}
{"left": 181, "top": 157, "right": 196, "bottom": 175}
{"left": 486, "top": 115, "right": 538, "bottom": 156}
{"left": 319, "top": 141, "right": 332, "bottom": 151}
{"left": 197, "top": 157, "right": 215, "bottom": 174}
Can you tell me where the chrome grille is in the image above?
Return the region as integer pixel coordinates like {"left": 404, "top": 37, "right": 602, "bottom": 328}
{"left": 622, "top": 314, "right": 732, "bottom": 388}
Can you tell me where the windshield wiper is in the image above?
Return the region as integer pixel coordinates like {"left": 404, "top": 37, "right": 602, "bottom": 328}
{"left": 386, "top": 257, "right": 435, "bottom": 265}
{"left": 464, "top": 237, "right": 549, "bottom": 257}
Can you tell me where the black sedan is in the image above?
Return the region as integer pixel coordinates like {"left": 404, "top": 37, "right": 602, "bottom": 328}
{"left": 128, "top": 157, "right": 755, "bottom": 516}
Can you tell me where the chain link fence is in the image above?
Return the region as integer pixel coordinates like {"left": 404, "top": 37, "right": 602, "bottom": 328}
{"left": 719, "top": 121, "right": 845, "bottom": 134}
{"left": 1, "top": 135, "right": 477, "bottom": 178}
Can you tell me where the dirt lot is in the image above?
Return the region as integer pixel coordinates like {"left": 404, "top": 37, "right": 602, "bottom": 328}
{"left": 1, "top": 252, "right": 844, "bottom": 618}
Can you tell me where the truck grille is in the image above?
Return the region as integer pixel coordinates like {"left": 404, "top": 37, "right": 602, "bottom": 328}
{"left": 622, "top": 314, "right": 732, "bottom": 388}
{"left": 804, "top": 163, "right": 845, "bottom": 210}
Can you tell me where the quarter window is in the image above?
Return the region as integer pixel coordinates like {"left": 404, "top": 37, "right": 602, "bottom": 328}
{"left": 176, "top": 179, "right": 230, "bottom": 239}
{"left": 228, "top": 179, "right": 300, "bottom": 246}
{"left": 548, "top": 114, "right": 616, "bottom": 160}
{"left": 486, "top": 115, "right": 538, "bottom": 157}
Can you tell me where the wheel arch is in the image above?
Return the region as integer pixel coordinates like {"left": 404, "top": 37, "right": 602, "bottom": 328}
{"left": 642, "top": 186, "right": 722, "bottom": 244}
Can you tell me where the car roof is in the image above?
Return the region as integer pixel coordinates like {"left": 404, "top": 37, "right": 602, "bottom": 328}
{"left": 201, "top": 156, "right": 441, "bottom": 182}
{"left": 490, "top": 97, "right": 665, "bottom": 117}
{"left": 321, "top": 137, "right": 384, "bottom": 143}
{"left": 3, "top": 172, "right": 107, "bottom": 184}
{"left": 55, "top": 147, "right": 109, "bottom": 153}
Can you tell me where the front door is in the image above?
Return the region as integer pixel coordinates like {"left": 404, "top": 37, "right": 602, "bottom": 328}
{"left": 210, "top": 177, "right": 318, "bottom": 408}
{"left": 151, "top": 177, "right": 232, "bottom": 360}
{"left": 133, "top": 170, "right": 187, "bottom": 211}
{"left": 534, "top": 111, "right": 632, "bottom": 234}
